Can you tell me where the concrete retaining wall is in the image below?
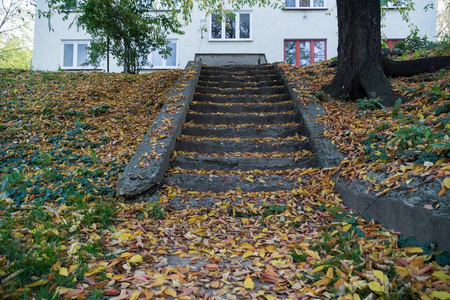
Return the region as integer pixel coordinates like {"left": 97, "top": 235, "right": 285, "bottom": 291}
{"left": 116, "top": 61, "right": 202, "bottom": 197}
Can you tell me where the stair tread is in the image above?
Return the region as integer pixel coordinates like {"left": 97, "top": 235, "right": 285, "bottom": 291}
{"left": 191, "top": 100, "right": 293, "bottom": 106}
{"left": 187, "top": 110, "right": 295, "bottom": 115}
{"left": 165, "top": 173, "right": 299, "bottom": 192}
{"left": 194, "top": 94, "right": 291, "bottom": 103}
{"left": 174, "top": 150, "right": 314, "bottom": 158}
{"left": 183, "top": 122, "right": 301, "bottom": 128}
{"left": 177, "top": 135, "right": 308, "bottom": 142}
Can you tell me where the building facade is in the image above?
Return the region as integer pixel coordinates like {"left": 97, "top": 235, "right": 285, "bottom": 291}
{"left": 32, "top": 0, "right": 437, "bottom": 72}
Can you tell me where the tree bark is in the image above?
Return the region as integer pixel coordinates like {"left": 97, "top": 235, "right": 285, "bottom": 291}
{"left": 383, "top": 56, "right": 450, "bottom": 77}
{"left": 324, "top": 0, "right": 400, "bottom": 107}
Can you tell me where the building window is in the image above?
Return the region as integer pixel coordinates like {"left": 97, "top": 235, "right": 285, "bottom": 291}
{"left": 150, "top": 40, "right": 177, "bottom": 68}
{"left": 384, "top": 0, "right": 405, "bottom": 8}
{"left": 284, "top": 39, "right": 326, "bottom": 66}
{"left": 61, "top": 40, "right": 94, "bottom": 69}
{"left": 384, "top": 39, "right": 405, "bottom": 49}
{"left": 210, "top": 12, "right": 251, "bottom": 40}
{"left": 285, "top": 0, "right": 326, "bottom": 8}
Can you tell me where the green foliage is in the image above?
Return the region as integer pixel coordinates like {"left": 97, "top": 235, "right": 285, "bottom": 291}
{"left": 0, "top": 119, "right": 119, "bottom": 205}
{"left": 394, "top": 29, "right": 450, "bottom": 55}
{"left": 397, "top": 235, "right": 450, "bottom": 267}
{"left": 356, "top": 98, "right": 388, "bottom": 112}
{"left": 83, "top": 201, "right": 118, "bottom": 229}
{"left": 290, "top": 249, "right": 307, "bottom": 263}
{"left": 147, "top": 202, "right": 165, "bottom": 219}
{"left": 42, "top": 0, "right": 185, "bottom": 73}
{"left": 364, "top": 117, "right": 449, "bottom": 163}
{"left": 262, "top": 203, "right": 286, "bottom": 217}
{"left": 90, "top": 103, "right": 110, "bottom": 116}
{"left": 0, "top": 36, "right": 32, "bottom": 69}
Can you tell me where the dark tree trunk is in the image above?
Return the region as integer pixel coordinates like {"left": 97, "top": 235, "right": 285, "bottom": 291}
{"left": 383, "top": 56, "right": 450, "bottom": 77}
{"left": 324, "top": 0, "right": 400, "bottom": 106}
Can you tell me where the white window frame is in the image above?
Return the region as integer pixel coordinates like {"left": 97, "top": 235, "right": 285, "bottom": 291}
{"left": 209, "top": 11, "right": 253, "bottom": 41}
{"left": 383, "top": 0, "right": 406, "bottom": 9}
{"left": 60, "top": 40, "right": 96, "bottom": 70}
{"left": 284, "top": 0, "right": 328, "bottom": 9}
{"left": 148, "top": 39, "right": 178, "bottom": 69}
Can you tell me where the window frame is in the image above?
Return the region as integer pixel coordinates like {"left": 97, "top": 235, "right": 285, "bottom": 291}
{"left": 283, "top": 39, "right": 327, "bottom": 66}
{"left": 384, "top": 38, "right": 405, "bottom": 50}
{"left": 383, "top": 1, "right": 406, "bottom": 9}
{"left": 284, "top": 0, "right": 328, "bottom": 10}
{"left": 147, "top": 39, "right": 179, "bottom": 69}
{"left": 60, "top": 40, "right": 96, "bottom": 70}
{"left": 209, "top": 11, "right": 253, "bottom": 41}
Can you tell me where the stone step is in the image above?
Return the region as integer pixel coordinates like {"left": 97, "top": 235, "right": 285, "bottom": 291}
{"left": 175, "top": 136, "right": 310, "bottom": 153}
{"left": 172, "top": 153, "right": 317, "bottom": 171}
{"left": 185, "top": 111, "right": 298, "bottom": 125}
{"left": 182, "top": 123, "right": 303, "bottom": 138}
{"left": 193, "top": 94, "right": 291, "bottom": 103}
{"left": 195, "top": 86, "right": 286, "bottom": 95}
{"left": 165, "top": 173, "right": 298, "bottom": 193}
{"left": 189, "top": 102, "right": 294, "bottom": 113}
{"left": 197, "top": 80, "right": 281, "bottom": 88}
{"left": 199, "top": 74, "right": 279, "bottom": 82}
{"left": 201, "top": 69, "right": 276, "bottom": 77}
{"left": 202, "top": 65, "right": 274, "bottom": 72}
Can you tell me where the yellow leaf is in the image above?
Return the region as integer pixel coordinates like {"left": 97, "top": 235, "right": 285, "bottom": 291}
{"left": 342, "top": 224, "right": 352, "bottom": 232}
{"left": 339, "top": 294, "right": 361, "bottom": 300}
{"left": 373, "top": 270, "right": 388, "bottom": 283}
{"left": 404, "top": 246, "right": 423, "bottom": 254}
{"left": 311, "top": 265, "right": 325, "bottom": 274}
{"left": 313, "top": 277, "right": 331, "bottom": 286}
{"left": 242, "top": 250, "right": 253, "bottom": 259}
{"left": 129, "top": 290, "right": 140, "bottom": 300}
{"left": 429, "top": 291, "right": 450, "bottom": 300}
{"left": 432, "top": 271, "right": 450, "bottom": 280}
{"left": 164, "top": 288, "right": 177, "bottom": 297}
{"left": 305, "top": 250, "right": 320, "bottom": 260}
{"left": 239, "top": 242, "right": 254, "bottom": 250}
{"left": 244, "top": 277, "right": 255, "bottom": 290}
{"left": 444, "top": 177, "right": 450, "bottom": 189}
{"left": 59, "top": 267, "right": 68, "bottom": 277}
{"left": 26, "top": 279, "right": 48, "bottom": 288}
{"left": 129, "top": 254, "right": 143, "bottom": 263}
{"left": 438, "top": 187, "right": 446, "bottom": 197}
{"left": 326, "top": 267, "right": 334, "bottom": 278}
{"left": 368, "top": 281, "right": 386, "bottom": 295}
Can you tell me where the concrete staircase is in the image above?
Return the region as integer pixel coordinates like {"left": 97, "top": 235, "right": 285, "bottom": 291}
{"left": 165, "top": 65, "right": 318, "bottom": 193}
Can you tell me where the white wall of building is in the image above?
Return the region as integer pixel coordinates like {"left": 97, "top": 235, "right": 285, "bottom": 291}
{"left": 32, "top": 0, "right": 437, "bottom": 72}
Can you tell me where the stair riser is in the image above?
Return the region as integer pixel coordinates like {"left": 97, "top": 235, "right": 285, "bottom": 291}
{"left": 199, "top": 75, "right": 279, "bottom": 82}
{"left": 194, "top": 94, "right": 291, "bottom": 103}
{"left": 173, "top": 156, "right": 318, "bottom": 171}
{"left": 203, "top": 66, "right": 274, "bottom": 72}
{"left": 175, "top": 139, "right": 311, "bottom": 153}
{"left": 186, "top": 113, "right": 298, "bottom": 125}
{"left": 196, "top": 86, "right": 286, "bottom": 95}
{"left": 201, "top": 70, "right": 276, "bottom": 76}
{"left": 189, "top": 103, "right": 293, "bottom": 113}
{"left": 197, "top": 81, "right": 281, "bottom": 88}
{"left": 182, "top": 125, "right": 303, "bottom": 138}
{"left": 165, "top": 174, "right": 297, "bottom": 192}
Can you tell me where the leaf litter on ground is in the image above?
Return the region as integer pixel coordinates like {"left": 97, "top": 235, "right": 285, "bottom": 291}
{"left": 0, "top": 61, "right": 449, "bottom": 299}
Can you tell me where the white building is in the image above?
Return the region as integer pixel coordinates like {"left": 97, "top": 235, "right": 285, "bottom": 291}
{"left": 31, "top": 0, "right": 437, "bottom": 72}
